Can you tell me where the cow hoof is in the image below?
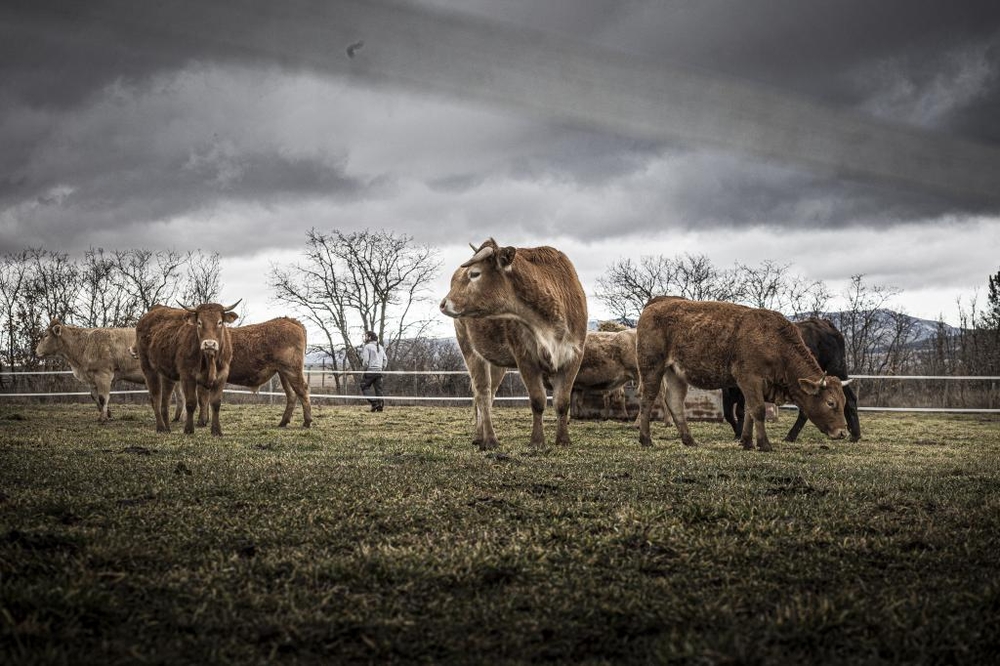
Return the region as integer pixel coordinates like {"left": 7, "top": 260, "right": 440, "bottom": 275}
{"left": 740, "top": 439, "right": 753, "bottom": 450}
{"left": 757, "top": 441, "right": 773, "bottom": 452}
{"left": 681, "top": 436, "right": 698, "bottom": 447}
{"left": 477, "top": 439, "right": 499, "bottom": 451}
{"left": 639, "top": 435, "right": 652, "bottom": 447}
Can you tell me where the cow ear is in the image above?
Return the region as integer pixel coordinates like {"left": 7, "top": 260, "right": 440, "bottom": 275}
{"left": 224, "top": 312, "right": 239, "bottom": 324}
{"left": 185, "top": 312, "right": 197, "bottom": 326}
{"left": 498, "top": 246, "right": 516, "bottom": 270}
{"left": 798, "top": 377, "right": 821, "bottom": 395}
{"left": 52, "top": 324, "right": 62, "bottom": 337}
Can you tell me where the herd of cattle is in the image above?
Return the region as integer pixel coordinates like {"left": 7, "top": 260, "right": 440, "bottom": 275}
{"left": 34, "top": 237, "right": 860, "bottom": 451}
{"left": 440, "top": 238, "right": 859, "bottom": 451}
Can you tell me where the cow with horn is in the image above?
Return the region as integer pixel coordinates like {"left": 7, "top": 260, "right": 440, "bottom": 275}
{"left": 440, "top": 239, "right": 587, "bottom": 450}
{"left": 135, "top": 300, "right": 240, "bottom": 436}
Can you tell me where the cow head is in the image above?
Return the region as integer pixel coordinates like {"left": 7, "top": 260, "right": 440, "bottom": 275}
{"left": 439, "top": 239, "right": 518, "bottom": 318}
{"left": 35, "top": 319, "right": 65, "bottom": 358}
{"left": 796, "top": 374, "right": 853, "bottom": 439}
{"left": 179, "top": 301, "right": 240, "bottom": 383}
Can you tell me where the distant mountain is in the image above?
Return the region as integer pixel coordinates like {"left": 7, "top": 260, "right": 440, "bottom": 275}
{"left": 808, "top": 309, "right": 961, "bottom": 348}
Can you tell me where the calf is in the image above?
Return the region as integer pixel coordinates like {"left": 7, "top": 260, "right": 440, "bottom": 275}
{"left": 195, "top": 317, "right": 313, "bottom": 428}
{"left": 722, "top": 317, "right": 861, "bottom": 442}
{"left": 440, "top": 239, "right": 587, "bottom": 449}
{"left": 135, "top": 302, "right": 239, "bottom": 436}
{"left": 36, "top": 320, "right": 180, "bottom": 421}
{"left": 636, "top": 297, "right": 850, "bottom": 451}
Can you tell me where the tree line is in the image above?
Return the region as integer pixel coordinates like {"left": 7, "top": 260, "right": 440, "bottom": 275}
{"left": 2, "top": 233, "right": 999, "bottom": 395}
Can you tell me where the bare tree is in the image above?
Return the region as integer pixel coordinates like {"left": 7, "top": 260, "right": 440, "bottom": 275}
{"left": 178, "top": 250, "right": 222, "bottom": 305}
{"left": 783, "top": 274, "right": 832, "bottom": 319}
{"left": 27, "top": 248, "right": 80, "bottom": 326}
{"left": 594, "top": 255, "right": 676, "bottom": 322}
{"left": 268, "top": 228, "right": 441, "bottom": 385}
{"left": 113, "top": 249, "right": 187, "bottom": 312}
{"left": 675, "top": 253, "right": 737, "bottom": 301}
{"left": 0, "top": 250, "right": 32, "bottom": 379}
{"left": 733, "top": 260, "right": 831, "bottom": 317}
{"left": 78, "top": 247, "right": 137, "bottom": 327}
{"left": 595, "top": 253, "right": 740, "bottom": 321}
{"left": 831, "top": 274, "right": 916, "bottom": 375}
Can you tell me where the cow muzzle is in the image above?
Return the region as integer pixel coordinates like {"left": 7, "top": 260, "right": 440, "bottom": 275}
{"left": 827, "top": 427, "right": 848, "bottom": 440}
{"left": 201, "top": 339, "right": 220, "bottom": 353}
{"left": 440, "top": 298, "right": 460, "bottom": 318}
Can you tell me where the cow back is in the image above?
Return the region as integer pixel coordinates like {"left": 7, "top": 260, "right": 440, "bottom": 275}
{"left": 135, "top": 306, "right": 201, "bottom": 380}
{"left": 796, "top": 317, "right": 850, "bottom": 379}
{"left": 638, "top": 297, "right": 819, "bottom": 390}
{"left": 574, "top": 329, "right": 638, "bottom": 390}
{"left": 226, "top": 317, "right": 307, "bottom": 388}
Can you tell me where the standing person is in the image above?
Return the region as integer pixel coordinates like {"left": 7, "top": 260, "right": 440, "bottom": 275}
{"left": 359, "top": 330, "right": 388, "bottom": 412}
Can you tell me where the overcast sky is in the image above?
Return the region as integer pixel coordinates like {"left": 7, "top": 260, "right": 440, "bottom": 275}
{"left": 3, "top": 0, "right": 999, "bottom": 335}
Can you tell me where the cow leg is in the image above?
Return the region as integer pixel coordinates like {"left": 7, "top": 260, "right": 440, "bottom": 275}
{"left": 181, "top": 377, "right": 198, "bottom": 434}
{"left": 520, "top": 368, "right": 548, "bottom": 449}
{"left": 549, "top": 371, "right": 575, "bottom": 447}
{"left": 282, "top": 370, "right": 313, "bottom": 428}
{"left": 142, "top": 367, "right": 167, "bottom": 433}
{"left": 844, "top": 384, "right": 861, "bottom": 442}
{"left": 207, "top": 386, "right": 224, "bottom": 437}
{"left": 156, "top": 376, "right": 175, "bottom": 433}
{"left": 783, "top": 410, "right": 809, "bottom": 442}
{"left": 571, "top": 389, "right": 582, "bottom": 419}
{"left": 739, "top": 382, "right": 772, "bottom": 451}
{"left": 468, "top": 358, "right": 500, "bottom": 450}
{"left": 172, "top": 384, "right": 183, "bottom": 422}
{"left": 661, "top": 370, "right": 695, "bottom": 447}
{"left": 196, "top": 386, "right": 210, "bottom": 427}
{"left": 637, "top": 361, "right": 665, "bottom": 447}
{"left": 93, "top": 371, "right": 113, "bottom": 422}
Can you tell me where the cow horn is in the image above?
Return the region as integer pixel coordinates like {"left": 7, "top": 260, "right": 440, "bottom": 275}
{"left": 177, "top": 301, "right": 197, "bottom": 313}
{"left": 224, "top": 299, "right": 242, "bottom": 312}
{"left": 819, "top": 373, "right": 828, "bottom": 388}
{"left": 460, "top": 244, "right": 495, "bottom": 267}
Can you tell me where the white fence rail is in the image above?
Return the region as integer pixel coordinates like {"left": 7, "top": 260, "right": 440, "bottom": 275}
{"left": 1, "top": 369, "right": 999, "bottom": 413}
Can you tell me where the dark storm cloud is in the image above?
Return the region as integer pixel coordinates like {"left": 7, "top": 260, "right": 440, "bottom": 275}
{"left": 2, "top": 0, "right": 999, "bottom": 254}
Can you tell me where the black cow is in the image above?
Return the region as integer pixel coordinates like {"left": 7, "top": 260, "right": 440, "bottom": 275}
{"left": 722, "top": 317, "right": 861, "bottom": 442}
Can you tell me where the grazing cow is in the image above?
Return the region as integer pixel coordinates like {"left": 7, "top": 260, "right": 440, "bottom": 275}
{"left": 440, "top": 239, "right": 587, "bottom": 449}
{"left": 721, "top": 317, "right": 861, "bottom": 442}
{"left": 570, "top": 328, "right": 672, "bottom": 424}
{"left": 194, "top": 318, "right": 313, "bottom": 428}
{"left": 35, "top": 320, "right": 181, "bottom": 421}
{"left": 135, "top": 301, "right": 239, "bottom": 436}
{"left": 636, "top": 297, "right": 851, "bottom": 451}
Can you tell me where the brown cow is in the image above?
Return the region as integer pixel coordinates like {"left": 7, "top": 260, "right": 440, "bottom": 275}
{"left": 440, "top": 239, "right": 587, "bottom": 449}
{"left": 570, "top": 328, "right": 671, "bottom": 423}
{"left": 135, "top": 301, "right": 239, "bottom": 436}
{"left": 636, "top": 296, "right": 850, "bottom": 451}
{"left": 571, "top": 329, "right": 637, "bottom": 419}
{"left": 194, "top": 318, "right": 313, "bottom": 428}
{"left": 36, "top": 320, "right": 181, "bottom": 421}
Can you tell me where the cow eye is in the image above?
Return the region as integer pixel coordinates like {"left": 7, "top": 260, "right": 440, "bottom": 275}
{"left": 827, "top": 400, "right": 836, "bottom": 409}
{"left": 469, "top": 269, "right": 481, "bottom": 279}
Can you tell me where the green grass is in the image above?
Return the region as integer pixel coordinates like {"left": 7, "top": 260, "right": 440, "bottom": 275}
{"left": 2, "top": 403, "right": 999, "bottom": 664}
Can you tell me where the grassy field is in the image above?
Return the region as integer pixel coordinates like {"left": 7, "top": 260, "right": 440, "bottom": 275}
{"left": 1, "top": 402, "right": 999, "bottom": 665}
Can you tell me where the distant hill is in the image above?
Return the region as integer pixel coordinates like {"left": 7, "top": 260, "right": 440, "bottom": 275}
{"left": 815, "top": 309, "right": 960, "bottom": 348}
